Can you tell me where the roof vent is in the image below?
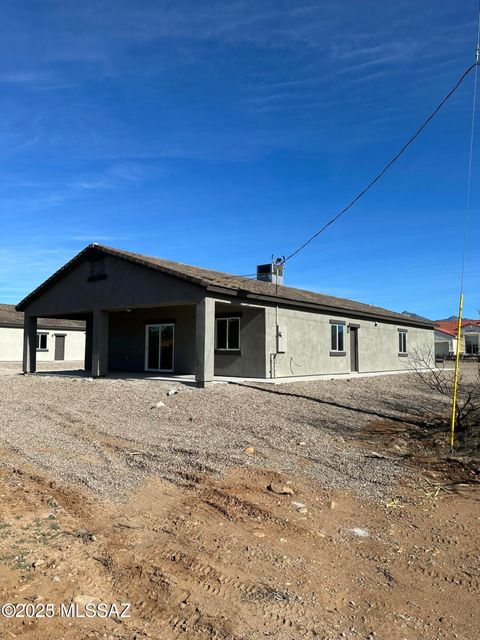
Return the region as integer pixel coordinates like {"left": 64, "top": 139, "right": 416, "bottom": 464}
{"left": 87, "top": 256, "right": 107, "bottom": 282}
{"left": 256, "top": 260, "right": 284, "bottom": 285}
{"left": 91, "top": 257, "right": 106, "bottom": 278}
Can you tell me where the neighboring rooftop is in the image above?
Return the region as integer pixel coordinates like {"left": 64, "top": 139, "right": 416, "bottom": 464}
{"left": 16, "top": 244, "right": 434, "bottom": 328}
{"left": 0, "top": 304, "right": 85, "bottom": 330}
{"left": 435, "top": 319, "right": 480, "bottom": 336}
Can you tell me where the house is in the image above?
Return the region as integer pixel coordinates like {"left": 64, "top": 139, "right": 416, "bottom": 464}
{"left": 435, "top": 319, "right": 480, "bottom": 357}
{"left": 0, "top": 304, "right": 86, "bottom": 363}
{"left": 16, "top": 244, "right": 435, "bottom": 384}
{"left": 434, "top": 326, "right": 457, "bottom": 358}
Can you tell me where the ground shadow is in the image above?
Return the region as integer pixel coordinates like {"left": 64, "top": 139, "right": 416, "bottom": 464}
{"left": 231, "top": 382, "right": 431, "bottom": 429}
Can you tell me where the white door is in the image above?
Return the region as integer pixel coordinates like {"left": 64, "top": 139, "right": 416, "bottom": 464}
{"left": 145, "top": 324, "right": 174, "bottom": 372}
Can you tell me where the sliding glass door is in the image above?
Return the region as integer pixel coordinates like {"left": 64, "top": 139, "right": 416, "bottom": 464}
{"left": 145, "top": 324, "right": 174, "bottom": 372}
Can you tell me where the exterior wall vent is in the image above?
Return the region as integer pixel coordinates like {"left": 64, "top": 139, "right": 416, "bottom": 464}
{"left": 88, "top": 257, "right": 107, "bottom": 282}
{"left": 256, "top": 262, "right": 284, "bottom": 285}
{"left": 91, "top": 257, "right": 105, "bottom": 277}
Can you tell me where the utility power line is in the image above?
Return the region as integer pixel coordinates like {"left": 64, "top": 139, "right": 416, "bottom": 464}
{"left": 282, "top": 61, "right": 480, "bottom": 265}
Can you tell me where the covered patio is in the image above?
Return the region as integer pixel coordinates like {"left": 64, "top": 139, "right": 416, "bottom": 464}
{"left": 22, "top": 298, "right": 267, "bottom": 386}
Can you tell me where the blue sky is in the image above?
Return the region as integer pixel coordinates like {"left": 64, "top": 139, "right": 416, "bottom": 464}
{"left": 0, "top": 1, "right": 479, "bottom": 319}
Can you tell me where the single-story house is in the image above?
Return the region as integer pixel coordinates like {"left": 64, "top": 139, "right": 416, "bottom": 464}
{"left": 435, "top": 319, "right": 480, "bottom": 357}
{"left": 0, "top": 304, "right": 85, "bottom": 363}
{"left": 434, "top": 327, "right": 457, "bottom": 358}
{"left": 16, "top": 244, "right": 435, "bottom": 384}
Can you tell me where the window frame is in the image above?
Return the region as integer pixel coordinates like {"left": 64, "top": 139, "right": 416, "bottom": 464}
{"left": 398, "top": 329, "right": 408, "bottom": 356}
{"left": 215, "top": 316, "right": 241, "bottom": 352}
{"left": 330, "top": 321, "right": 346, "bottom": 355}
{"left": 465, "top": 334, "right": 479, "bottom": 355}
{"left": 36, "top": 332, "right": 49, "bottom": 351}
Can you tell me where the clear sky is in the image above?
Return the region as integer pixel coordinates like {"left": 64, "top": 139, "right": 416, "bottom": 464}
{"left": 0, "top": 1, "right": 479, "bottom": 319}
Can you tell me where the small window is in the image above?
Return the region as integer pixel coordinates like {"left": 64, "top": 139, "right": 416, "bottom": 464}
{"left": 36, "top": 333, "right": 48, "bottom": 351}
{"left": 331, "top": 323, "right": 344, "bottom": 352}
{"left": 399, "top": 330, "right": 407, "bottom": 354}
{"left": 216, "top": 317, "right": 240, "bottom": 351}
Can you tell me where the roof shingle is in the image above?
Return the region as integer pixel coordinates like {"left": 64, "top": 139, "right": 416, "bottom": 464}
{"left": 435, "top": 319, "right": 480, "bottom": 336}
{"left": 0, "top": 304, "right": 85, "bottom": 330}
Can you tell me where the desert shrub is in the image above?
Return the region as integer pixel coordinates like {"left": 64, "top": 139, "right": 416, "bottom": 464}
{"left": 410, "top": 348, "right": 480, "bottom": 448}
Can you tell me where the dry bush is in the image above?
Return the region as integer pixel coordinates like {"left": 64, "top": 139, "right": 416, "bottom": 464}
{"left": 410, "top": 348, "right": 480, "bottom": 448}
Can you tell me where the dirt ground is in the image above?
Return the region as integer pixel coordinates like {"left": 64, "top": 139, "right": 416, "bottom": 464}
{"left": 0, "top": 364, "right": 479, "bottom": 639}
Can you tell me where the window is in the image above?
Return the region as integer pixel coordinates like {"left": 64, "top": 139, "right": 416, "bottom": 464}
{"left": 465, "top": 334, "right": 479, "bottom": 355}
{"left": 398, "top": 330, "right": 407, "bottom": 354}
{"left": 216, "top": 317, "right": 240, "bottom": 351}
{"left": 36, "top": 333, "right": 48, "bottom": 351}
{"left": 331, "top": 323, "right": 344, "bottom": 352}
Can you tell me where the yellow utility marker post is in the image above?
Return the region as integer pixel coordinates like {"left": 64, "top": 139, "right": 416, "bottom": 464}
{"left": 450, "top": 13, "right": 480, "bottom": 450}
{"left": 449, "top": 295, "right": 464, "bottom": 449}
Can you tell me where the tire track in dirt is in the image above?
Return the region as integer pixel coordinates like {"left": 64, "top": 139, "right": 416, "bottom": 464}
{"left": 85, "top": 467, "right": 325, "bottom": 639}
{"left": 2, "top": 437, "right": 480, "bottom": 639}
{"left": 30, "top": 404, "right": 229, "bottom": 490}
{"left": 408, "top": 562, "right": 480, "bottom": 591}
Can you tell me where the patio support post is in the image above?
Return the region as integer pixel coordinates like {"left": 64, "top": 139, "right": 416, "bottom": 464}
{"left": 91, "top": 309, "right": 109, "bottom": 377}
{"left": 195, "top": 297, "right": 215, "bottom": 387}
{"left": 84, "top": 315, "right": 93, "bottom": 372}
{"left": 23, "top": 314, "right": 37, "bottom": 374}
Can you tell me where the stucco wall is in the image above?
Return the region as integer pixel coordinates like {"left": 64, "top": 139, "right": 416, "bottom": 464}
{"left": 0, "top": 327, "right": 23, "bottom": 361}
{"left": 265, "top": 306, "right": 434, "bottom": 378}
{"left": 106, "top": 297, "right": 433, "bottom": 378}
{"left": 0, "top": 327, "right": 85, "bottom": 362}
{"left": 107, "top": 302, "right": 267, "bottom": 377}
{"left": 213, "top": 304, "right": 266, "bottom": 378}
{"left": 108, "top": 306, "right": 196, "bottom": 373}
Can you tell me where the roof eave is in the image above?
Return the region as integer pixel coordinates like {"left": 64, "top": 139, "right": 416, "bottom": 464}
{"left": 206, "top": 285, "right": 435, "bottom": 329}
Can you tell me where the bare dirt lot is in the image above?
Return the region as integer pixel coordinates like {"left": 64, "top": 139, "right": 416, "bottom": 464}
{"left": 0, "top": 363, "right": 479, "bottom": 639}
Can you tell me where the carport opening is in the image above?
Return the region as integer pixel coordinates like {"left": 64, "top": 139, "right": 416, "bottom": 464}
{"left": 32, "top": 315, "right": 87, "bottom": 375}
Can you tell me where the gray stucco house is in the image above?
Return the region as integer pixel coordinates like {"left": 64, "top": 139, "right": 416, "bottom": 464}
{"left": 16, "top": 244, "right": 434, "bottom": 385}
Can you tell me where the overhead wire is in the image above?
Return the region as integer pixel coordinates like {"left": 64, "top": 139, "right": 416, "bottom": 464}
{"left": 221, "top": 57, "right": 480, "bottom": 291}
{"left": 281, "top": 61, "right": 480, "bottom": 265}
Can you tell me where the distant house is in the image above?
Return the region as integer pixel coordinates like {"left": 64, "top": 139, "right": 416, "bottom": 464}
{"left": 16, "top": 244, "right": 435, "bottom": 384}
{"left": 0, "top": 304, "right": 85, "bottom": 363}
{"left": 434, "top": 319, "right": 480, "bottom": 357}
{"left": 434, "top": 326, "right": 457, "bottom": 358}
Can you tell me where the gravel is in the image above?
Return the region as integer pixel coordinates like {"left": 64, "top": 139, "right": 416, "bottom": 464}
{"left": 0, "top": 361, "right": 455, "bottom": 500}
